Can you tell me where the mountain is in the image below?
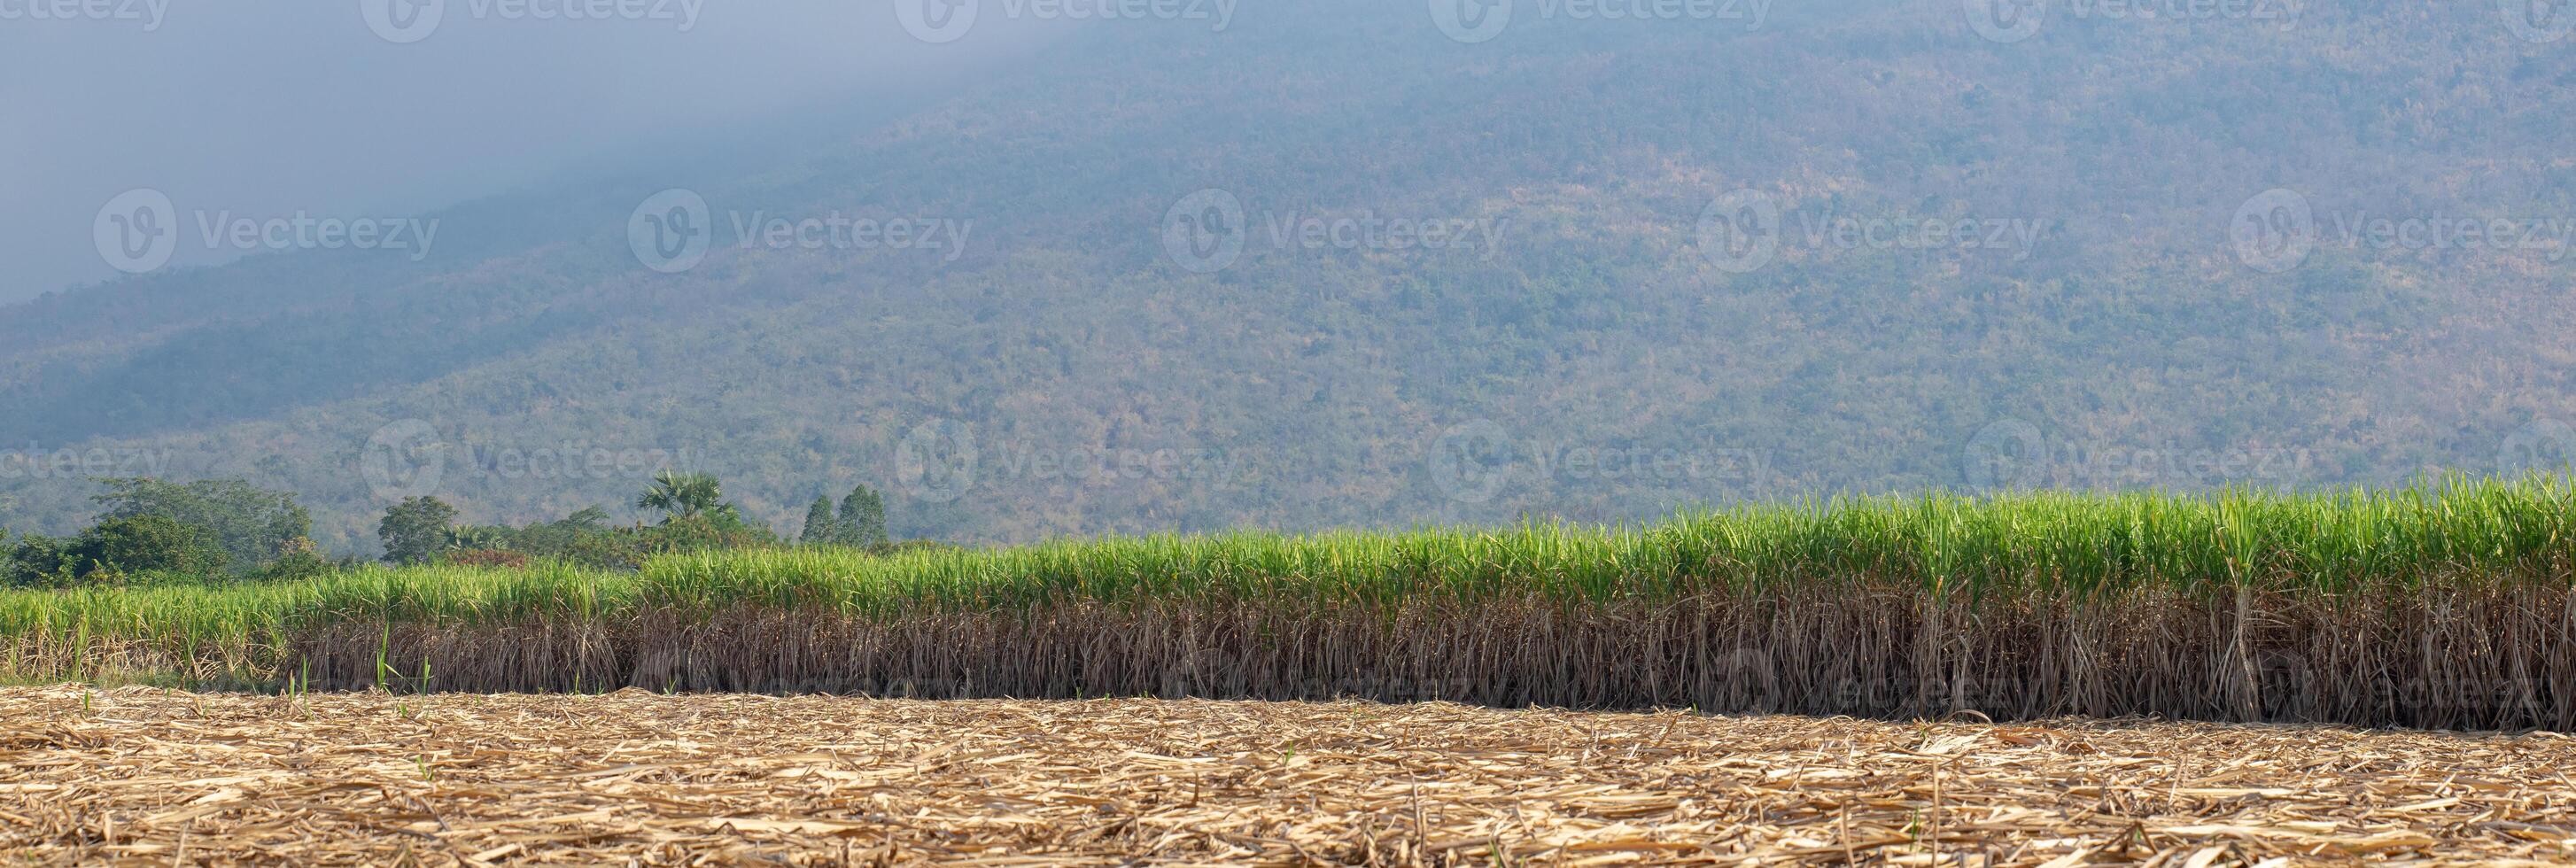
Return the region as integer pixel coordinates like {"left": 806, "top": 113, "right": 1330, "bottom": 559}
{"left": 4, "top": 0, "right": 2573, "bottom": 553}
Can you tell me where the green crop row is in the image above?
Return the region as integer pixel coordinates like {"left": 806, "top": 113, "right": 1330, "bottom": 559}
{"left": 6, "top": 475, "right": 2572, "bottom": 660}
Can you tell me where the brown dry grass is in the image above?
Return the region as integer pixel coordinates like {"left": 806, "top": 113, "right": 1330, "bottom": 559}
{"left": 2, "top": 687, "right": 2572, "bottom": 866}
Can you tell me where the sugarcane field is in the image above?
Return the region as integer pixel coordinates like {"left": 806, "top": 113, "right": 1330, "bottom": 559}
{"left": 17, "top": 1, "right": 2576, "bottom": 862}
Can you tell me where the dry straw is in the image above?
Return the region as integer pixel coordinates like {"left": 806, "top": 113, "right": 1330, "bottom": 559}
{"left": 3, "top": 686, "right": 2571, "bottom": 864}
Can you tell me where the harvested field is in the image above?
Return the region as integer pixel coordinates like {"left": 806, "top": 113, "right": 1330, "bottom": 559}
{"left": 1, "top": 687, "right": 2571, "bottom": 865}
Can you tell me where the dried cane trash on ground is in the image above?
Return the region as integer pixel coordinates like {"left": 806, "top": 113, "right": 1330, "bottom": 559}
{"left": 2, "top": 686, "right": 2571, "bottom": 865}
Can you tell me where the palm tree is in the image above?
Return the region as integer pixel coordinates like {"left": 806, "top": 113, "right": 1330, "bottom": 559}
{"left": 636, "top": 470, "right": 723, "bottom": 520}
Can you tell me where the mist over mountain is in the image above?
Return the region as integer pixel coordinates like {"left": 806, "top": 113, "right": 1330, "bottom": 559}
{"left": 4, "top": 0, "right": 2572, "bottom": 554}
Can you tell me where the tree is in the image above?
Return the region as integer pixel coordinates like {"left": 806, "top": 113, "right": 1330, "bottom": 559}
{"left": 640, "top": 510, "right": 778, "bottom": 554}
{"left": 507, "top": 507, "right": 616, "bottom": 562}
{"left": 3, "top": 533, "right": 71, "bottom": 588}
{"left": 800, "top": 496, "right": 843, "bottom": 545}
{"left": 837, "top": 484, "right": 889, "bottom": 547}
{"left": 445, "top": 524, "right": 514, "bottom": 551}
{"left": 636, "top": 470, "right": 723, "bottom": 521}
{"left": 261, "top": 536, "right": 330, "bottom": 582}
{"left": 377, "top": 496, "right": 457, "bottom": 566}
{"left": 92, "top": 477, "right": 310, "bottom": 575}
{"left": 63, "top": 514, "right": 229, "bottom": 579}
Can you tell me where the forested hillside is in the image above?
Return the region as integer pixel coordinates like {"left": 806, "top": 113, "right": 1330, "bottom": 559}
{"left": 4, "top": 0, "right": 2571, "bottom": 552}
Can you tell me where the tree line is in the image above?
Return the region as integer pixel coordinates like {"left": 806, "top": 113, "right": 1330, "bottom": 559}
{"left": 3, "top": 472, "right": 914, "bottom": 588}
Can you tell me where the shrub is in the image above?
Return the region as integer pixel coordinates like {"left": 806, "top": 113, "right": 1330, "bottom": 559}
{"left": 91, "top": 477, "right": 309, "bottom": 575}
{"left": 378, "top": 497, "right": 458, "bottom": 566}
{"left": 438, "top": 548, "right": 533, "bottom": 570}
{"left": 64, "top": 515, "right": 229, "bottom": 579}
{"left": 259, "top": 537, "right": 333, "bottom": 583}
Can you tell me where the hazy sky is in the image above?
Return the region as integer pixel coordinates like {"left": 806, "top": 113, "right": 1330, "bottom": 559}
{"left": 0, "top": 1, "right": 1054, "bottom": 304}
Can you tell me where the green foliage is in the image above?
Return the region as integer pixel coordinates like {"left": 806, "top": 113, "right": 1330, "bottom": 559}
{"left": 61, "top": 514, "right": 229, "bottom": 580}
{"left": 445, "top": 525, "right": 513, "bottom": 552}
{"left": 835, "top": 485, "right": 888, "bottom": 548}
{"left": 438, "top": 548, "right": 532, "bottom": 570}
{"left": 91, "top": 478, "right": 309, "bottom": 575}
{"left": 642, "top": 475, "right": 2576, "bottom": 613}
{"left": 640, "top": 511, "right": 779, "bottom": 556}
{"left": 2, "top": 532, "right": 71, "bottom": 588}
{"left": 20, "top": 475, "right": 2562, "bottom": 637}
{"left": 501, "top": 507, "right": 638, "bottom": 569}
{"left": 258, "top": 537, "right": 332, "bottom": 583}
{"left": 377, "top": 497, "right": 458, "bottom": 566}
{"left": 10, "top": 476, "right": 2576, "bottom": 687}
{"left": 636, "top": 471, "right": 723, "bottom": 520}
{"left": 800, "top": 496, "right": 842, "bottom": 546}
